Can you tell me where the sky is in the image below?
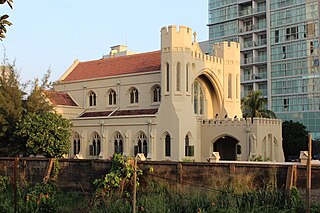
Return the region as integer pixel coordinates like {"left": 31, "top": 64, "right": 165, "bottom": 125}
{"left": 0, "top": 1, "right": 208, "bottom": 85}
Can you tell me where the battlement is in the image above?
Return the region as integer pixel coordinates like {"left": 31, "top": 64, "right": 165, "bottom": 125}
{"left": 191, "top": 51, "right": 223, "bottom": 64}
{"left": 213, "top": 41, "right": 240, "bottom": 51}
{"left": 161, "top": 25, "right": 193, "bottom": 50}
{"left": 201, "top": 117, "right": 282, "bottom": 127}
{"left": 161, "top": 25, "right": 192, "bottom": 35}
{"left": 212, "top": 42, "right": 240, "bottom": 62}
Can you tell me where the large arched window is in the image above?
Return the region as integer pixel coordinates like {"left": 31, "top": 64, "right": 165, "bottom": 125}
{"left": 228, "top": 74, "right": 232, "bottom": 99}
{"left": 166, "top": 63, "right": 170, "bottom": 92}
{"left": 73, "top": 132, "right": 81, "bottom": 155}
{"left": 108, "top": 89, "right": 117, "bottom": 106}
{"left": 165, "top": 132, "right": 171, "bottom": 157}
{"left": 193, "top": 81, "right": 204, "bottom": 115}
{"left": 88, "top": 91, "right": 96, "bottom": 107}
{"left": 114, "top": 132, "right": 123, "bottom": 154}
{"left": 129, "top": 87, "right": 139, "bottom": 104}
{"left": 176, "top": 62, "right": 181, "bottom": 92}
{"left": 134, "top": 132, "right": 148, "bottom": 157}
{"left": 152, "top": 85, "right": 161, "bottom": 103}
{"left": 90, "top": 132, "right": 101, "bottom": 156}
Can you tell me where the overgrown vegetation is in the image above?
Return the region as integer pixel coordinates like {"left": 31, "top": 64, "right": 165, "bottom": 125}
{"left": 0, "top": 158, "right": 319, "bottom": 212}
{"left": 0, "top": 58, "right": 71, "bottom": 157}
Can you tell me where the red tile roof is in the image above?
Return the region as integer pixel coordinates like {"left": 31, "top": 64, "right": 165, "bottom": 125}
{"left": 63, "top": 51, "right": 161, "bottom": 82}
{"left": 43, "top": 90, "right": 78, "bottom": 106}
{"left": 80, "top": 109, "right": 158, "bottom": 118}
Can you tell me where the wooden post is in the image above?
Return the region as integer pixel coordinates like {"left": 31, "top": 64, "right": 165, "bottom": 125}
{"left": 43, "top": 158, "right": 54, "bottom": 184}
{"left": 306, "top": 133, "right": 312, "bottom": 213}
{"left": 132, "top": 157, "right": 137, "bottom": 213}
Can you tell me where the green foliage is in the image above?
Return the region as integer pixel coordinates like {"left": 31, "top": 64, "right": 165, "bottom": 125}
{"left": 14, "top": 112, "right": 72, "bottom": 157}
{"left": 0, "top": 61, "right": 23, "bottom": 156}
{"left": 23, "top": 182, "right": 57, "bottom": 213}
{"left": 241, "top": 90, "right": 276, "bottom": 122}
{"left": 282, "top": 120, "right": 308, "bottom": 161}
{"left": 25, "top": 71, "right": 53, "bottom": 114}
{"left": 93, "top": 154, "right": 142, "bottom": 202}
{"left": 0, "top": 0, "right": 12, "bottom": 40}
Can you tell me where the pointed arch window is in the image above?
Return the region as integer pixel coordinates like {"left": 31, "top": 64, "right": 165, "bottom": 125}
{"left": 108, "top": 89, "right": 117, "bottom": 105}
{"left": 236, "top": 75, "right": 239, "bottom": 99}
{"left": 185, "top": 134, "right": 194, "bottom": 156}
{"left": 193, "top": 81, "right": 204, "bottom": 115}
{"left": 73, "top": 132, "right": 81, "bottom": 155}
{"left": 88, "top": 91, "right": 96, "bottom": 107}
{"left": 114, "top": 132, "right": 123, "bottom": 154}
{"left": 129, "top": 87, "right": 139, "bottom": 104}
{"left": 186, "top": 64, "right": 189, "bottom": 92}
{"left": 90, "top": 132, "right": 101, "bottom": 156}
{"left": 165, "top": 133, "right": 171, "bottom": 157}
{"left": 228, "top": 74, "right": 232, "bottom": 99}
{"left": 134, "top": 132, "right": 148, "bottom": 157}
{"left": 152, "top": 85, "right": 161, "bottom": 102}
{"left": 166, "top": 63, "right": 170, "bottom": 92}
{"left": 176, "top": 62, "right": 181, "bottom": 92}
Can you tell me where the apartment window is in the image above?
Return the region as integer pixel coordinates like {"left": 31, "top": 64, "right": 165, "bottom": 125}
{"left": 108, "top": 89, "right": 116, "bottom": 106}
{"left": 284, "top": 98, "right": 289, "bottom": 110}
{"left": 310, "top": 41, "right": 314, "bottom": 54}
{"left": 282, "top": 46, "right": 286, "bottom": 59}
{"left": 286, "top": 26, "right": 298, "bottom": 41}
{"left": 88, "top": 91, "right": 96, "bottom": 107}
{"left": 129, "top": 87, "right": 139, "bottom": 104}
{"left": 275, "top": 30, "right": 279, "bottom": 43}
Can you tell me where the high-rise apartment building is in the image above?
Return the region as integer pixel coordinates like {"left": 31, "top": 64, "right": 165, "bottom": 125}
{"left": 207, "top": 0, "right": 320, "bottom": 138}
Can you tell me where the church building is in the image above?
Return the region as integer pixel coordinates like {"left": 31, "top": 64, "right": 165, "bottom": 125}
{"left": 47, "top": 25, "right": 284, "bottom": 162}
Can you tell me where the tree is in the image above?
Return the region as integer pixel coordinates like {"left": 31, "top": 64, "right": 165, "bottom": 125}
{"left": 25, "top": 71, "right": 53, "bottom": 114}
{"left": 0, "top": 0, "right": 13, "bottom": 40}
{"left": 0, "top": 61, "right": 23, "bottom": 156}
{"left": 282, "top": 120, "right": 308, "bottom": 161}
{"left": 14, "top": 112, "right": 72, "bottom": 158}
{"left": 241, "top": 90, "right": 276, "bottom": 122}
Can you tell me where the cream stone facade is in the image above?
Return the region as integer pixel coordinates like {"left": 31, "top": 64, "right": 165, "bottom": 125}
{"left": 49, "top": 25, "right": 284, "bottom": 162}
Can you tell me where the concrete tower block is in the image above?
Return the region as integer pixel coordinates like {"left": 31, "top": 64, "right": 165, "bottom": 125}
{"left": 161, "top": 25, "right": 193, "bottom": 50}
{"left": 213, "top": 42, "right": 240, "bottom": 62}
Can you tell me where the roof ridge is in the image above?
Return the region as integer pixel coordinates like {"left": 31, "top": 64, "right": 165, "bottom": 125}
{"left": 78, "top": 50, "right": 161, "bottom": 64}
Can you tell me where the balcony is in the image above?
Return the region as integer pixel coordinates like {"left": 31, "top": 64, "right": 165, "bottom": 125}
{"left": 241, "top": 40, "right": 254, "bottom": 49}
{"left": 239, "top": 8, "right": 252, "bottom": 17}
{"left": 241, "top": 56, "right": 267, "bottom": 65}
{"left": 256, "top": 38, "right": 267, "bottom": 46}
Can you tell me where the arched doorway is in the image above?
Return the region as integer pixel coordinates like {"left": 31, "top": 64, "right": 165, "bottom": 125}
{"left": 213, "top": 136, "right": 240, "bottom": 160}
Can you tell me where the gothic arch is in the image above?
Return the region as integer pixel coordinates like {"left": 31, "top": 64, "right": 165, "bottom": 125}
{"left": 193, "top": 68, "right": 223, "bottom": 109}
{"left": 211, "top": 134, "right": 241, "bottom": 161}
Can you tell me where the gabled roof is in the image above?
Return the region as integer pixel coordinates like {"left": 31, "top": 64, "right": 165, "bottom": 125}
{"left": 62, "top": 51, "right": 161, "bottom": 82}
{"left": 80, "top": 109, "right": 158, "bottom": 118}
{"left": 43, "top": 90, "right": 78, "bottom": 107}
